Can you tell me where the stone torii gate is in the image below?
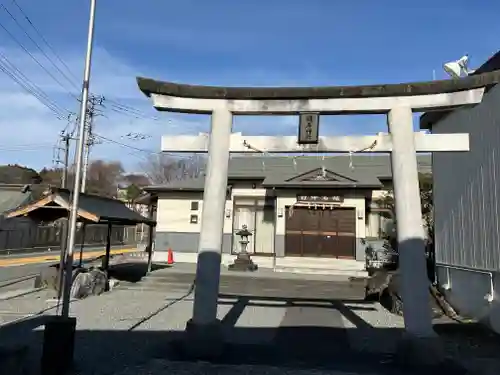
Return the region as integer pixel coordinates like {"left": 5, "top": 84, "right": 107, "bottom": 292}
{"left": 137, "top": 73, "right": 499, "bottom": 361}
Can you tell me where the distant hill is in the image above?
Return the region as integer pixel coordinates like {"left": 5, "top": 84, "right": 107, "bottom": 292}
{"left": 0, "top": 164, "right": 41, "bottom": 185}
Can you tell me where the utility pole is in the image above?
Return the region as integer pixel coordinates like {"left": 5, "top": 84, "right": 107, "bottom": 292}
{"left": 61, "top": 0, "right": 97, "bottom": 319}
{"left": 53, "top": 129, "right": 72, "bottom": 188}
{"left": 40, "top": 3, "right": 97, "bottom": 375}
{"left": 80, "top": 118, "right": 90, "bottom": 193}
{"left": 56, "top": 131, "right": 71, "bottom": 301}
{"left": 61, "top": 133, "right": 70, "bottom": 188}
{"left": 81, "top": 94, "right": 103, "bottom": 193}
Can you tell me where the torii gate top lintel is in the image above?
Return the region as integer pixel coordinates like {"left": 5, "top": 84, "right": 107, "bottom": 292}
{"left": 136, "top": 72, "right": 499, "bottom": 114}
{"left": 136, "top": 72, "right": 500, "bottom": 100}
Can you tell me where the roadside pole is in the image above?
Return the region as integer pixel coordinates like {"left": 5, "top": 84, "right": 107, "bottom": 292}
{"left": 41, "top": 2, "right": 98, "bottom": 374}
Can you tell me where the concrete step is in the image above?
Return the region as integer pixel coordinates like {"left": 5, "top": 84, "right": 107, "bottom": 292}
{"left": 273, "top": 266, "right": 368, "bottom": 278}
{"left": 116, "top": 280, "right": 192, "bottom": 292}
{"left": 117, "top": 281, "right": 366, "bottom": 300}
{"left": 274, "top": 257, "right": 366, "bottom": 271}
{"left": 141, "top": 275, "right": 196, "bottom": 284}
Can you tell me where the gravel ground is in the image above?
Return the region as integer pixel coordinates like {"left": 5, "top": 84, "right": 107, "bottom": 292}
{"left": 340, "top": 302, "right": 405, "bottom": 354}
{"left": 2, "top": 272, "right": 500, "bottom": 375}
{"left": 0, "top": 289, "right": 58, "bottom": 314}
{"left": 341, "top": 301, "right": 500, "bottom": 375}
{"left": 436, "top": 321, "right": 500, "bottom": 375}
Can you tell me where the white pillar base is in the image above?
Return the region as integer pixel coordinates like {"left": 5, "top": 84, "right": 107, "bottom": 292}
{"left": 395, "top": 333, "right": 446, "bottom": 367}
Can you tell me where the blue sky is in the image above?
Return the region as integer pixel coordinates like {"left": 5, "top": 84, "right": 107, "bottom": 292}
{"left": 0, "top": 0, "right": 498, "bottom": 172}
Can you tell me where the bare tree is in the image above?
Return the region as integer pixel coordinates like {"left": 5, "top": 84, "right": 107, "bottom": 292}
{"left": 138, "top": 154, "right": 206, "bottom": 184}
{"left": 122, "top": 174, "right": 150, "bottom": 187}
{"left": 71, "top": 160, "right": 125, "bottom": 197}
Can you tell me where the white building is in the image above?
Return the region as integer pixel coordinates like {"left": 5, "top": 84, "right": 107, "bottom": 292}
{"left": 420, "top": 51, "right": 500, "bottom": 332}
{"left": 145, "top": 154, "right": 431, "bottom": 275}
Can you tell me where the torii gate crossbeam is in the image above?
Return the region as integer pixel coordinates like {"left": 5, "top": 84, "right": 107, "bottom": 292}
{"left": 161, "top": 132, "right": 470, "bottom": 153}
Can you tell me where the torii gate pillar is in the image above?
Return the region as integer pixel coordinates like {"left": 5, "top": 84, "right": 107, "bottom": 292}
{"left": 137, "top": 72, "right": 498, "bottom": 363}
{"left": 187, "top": 109, "right": 233, "bottom": 351}
{"left": 388, "top": 107, "right": 435, "bottom": 340}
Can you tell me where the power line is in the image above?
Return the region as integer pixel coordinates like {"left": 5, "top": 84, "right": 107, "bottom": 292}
{"left": 0, "top": 3, "right": 75, "bottom": 119}
{"left": 94, "top": 133, "right": 160, "bottom": 154}
{"left": 0, "top": 58, "right": 68, "bottom": 118}
{"left": 0, "top": 141, "right": 54, "bottom": 147}
{"left": 2, "top": 1, "right": 162, "bottom": 135}
{"left": 10, "top": 0, "right": 80, "bottom": 84}
{"left": 93, "top": 134, "right": 205, "bottom": 180}
{"left": 1, "top": 4, "right": 79, "bottom": 92}
{"left": 0, "top": 17, "right": 79, "bottom": 100}
{"left": 61, "top": 113, "right": 77, "bottom": 135}
{"left": 0, "top": 47, "right": 71, "bottom": 115}
{"left": 104, "top": 98, "right": 160, "bottom": 121}
{"left": 0, "top": 63, "right": 61, "bottom": 117}
{"left": 93, "top": 133, "right": 189, "bottom": 163}
{"left": 0, "top": 145, "right": 53, "bottom": 151}
{"left": 121, "top": 132, "right": 152, "bottom": 141}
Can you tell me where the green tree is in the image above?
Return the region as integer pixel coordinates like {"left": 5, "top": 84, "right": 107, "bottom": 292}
{"left": 375, "top": 173, "right": 433, "bottom": 243}
{"left": 125, "top": 184, "right": 142, "bottom": 202}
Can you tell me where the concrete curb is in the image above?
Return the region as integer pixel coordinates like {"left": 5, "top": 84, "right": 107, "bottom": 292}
{"left": 0, "top": 287, "right": 44, "bottom": 301}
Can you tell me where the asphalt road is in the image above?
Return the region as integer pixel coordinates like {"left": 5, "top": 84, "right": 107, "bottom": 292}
{"left": 0, "top": 244, "right": 132, "bottom": 260}
{"left": 0, "top": 263, "right": 44, "bottom": 283}
{"left": 0, "top": 263, "right": 44, "bottom": 293}
{"left": 0, "top": 245, "right": 137, "bottom": 294}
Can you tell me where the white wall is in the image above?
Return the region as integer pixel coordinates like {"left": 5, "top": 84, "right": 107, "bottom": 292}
{"left": 157, "top": 187, "right": 391, "bottom": 240}
{"left": 156, "top": 192, "right": 233, "bottom": 235}
{"left": 157, "top": 192, "right": 200, "bottom": 233}
{"left": 156, "top": 184, "right": 271, "bottom": 236}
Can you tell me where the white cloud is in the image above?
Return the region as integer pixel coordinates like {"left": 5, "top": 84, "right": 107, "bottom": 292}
{"left": 0, "top": 43, "right": 317, "bottom": 171}
{"left": 0, "top": 44, "right": 211, "bottom": 171}
{"left": 0, "top": 43, "right": 391, "bottom": 173}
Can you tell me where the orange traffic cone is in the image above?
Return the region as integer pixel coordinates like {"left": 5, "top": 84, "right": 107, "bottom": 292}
{"left": 167, "top": 248, "right": 174, "bottom": 265}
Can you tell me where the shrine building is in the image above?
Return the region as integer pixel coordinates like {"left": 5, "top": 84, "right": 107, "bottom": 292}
{"left": 144, "top": 154, "right": 431, "bottom": 275}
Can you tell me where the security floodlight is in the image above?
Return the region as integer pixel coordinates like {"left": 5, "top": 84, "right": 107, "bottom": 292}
{"left": 443, "top": 54, "right": 475, "bottom": 78}
{"left": 443, "top": 61, "right": 462, "bottom": 78}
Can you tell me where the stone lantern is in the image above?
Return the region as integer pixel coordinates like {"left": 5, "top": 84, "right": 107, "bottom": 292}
{"left": 228, "top": 224, "right": 258, "bottom": 271}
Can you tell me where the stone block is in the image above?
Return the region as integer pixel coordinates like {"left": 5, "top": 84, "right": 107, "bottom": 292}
{"left": 181, "top": 319, "right": 225, "bottom": 360}
{"left": 228, "top": 253, "right": 258, "bottom": 272}
{"left": 41, "top": 316, "right": 77, "bottom": 375}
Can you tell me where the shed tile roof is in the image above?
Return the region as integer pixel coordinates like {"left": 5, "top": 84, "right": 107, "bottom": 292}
{"left": 0, "top": 184, "right": 33, "bottom": 214}
{"left": 145, "top": 155, "right": 431, "bottom": 192}
{"left": 6, "top": 188, "right": 155, "bottom": 225}
{"left": 56, "top": 189, "right": 154, "bottom": 225}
